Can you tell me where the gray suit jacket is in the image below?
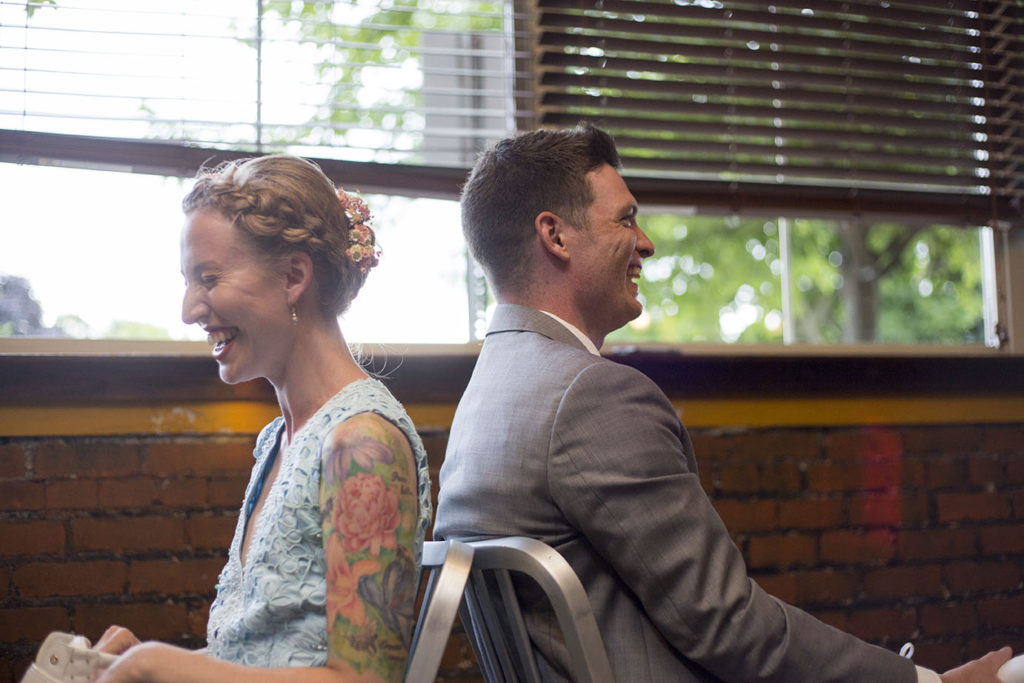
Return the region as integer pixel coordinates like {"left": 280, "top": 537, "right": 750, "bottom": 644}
{"left": 435, "top": 304, "right": 916, "bottom": 682}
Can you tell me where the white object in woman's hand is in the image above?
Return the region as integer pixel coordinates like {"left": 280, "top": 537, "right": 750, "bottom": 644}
{"left": 999, "top": 654, "right": 1024, "bottom": 683}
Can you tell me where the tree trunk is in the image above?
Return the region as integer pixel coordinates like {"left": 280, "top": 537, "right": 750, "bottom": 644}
{"left": 839, "top": 221, "right": 879, "bottom": 343}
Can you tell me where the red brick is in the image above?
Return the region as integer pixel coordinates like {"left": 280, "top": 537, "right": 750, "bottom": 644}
{"left": 761, "top": 462, "right": 802, "bottom": 492}
{"left": 911, "top": 641, "right": 964, "bottom": 674}
{"left": 752, "top": 572, "right": 797, "bottom": 603}
{"left": 747, "top": 533, "right": 816, "bottom": 569}
{"left": 806, "top": 461, "right": 863, "bottom": 492}
{"left": 863, "top": 565, "right": 942, "bottom": 599}
{"left": 980, "top": 524, "right": 1024, "bottom": 555}
{"left": 1013, "top": 490, "right": 1024, "bottom": 518}
{"left": 718, "top": 462, "right": 759, "bottom": 493}
{"left": 943, "top": 560, "right": 1021, "bottom": 593}
{"left": 730, "top": 430, "right": 820, "bottom": 462}
{"left": 821, "top": 530, "right": 895, "bottom": 564}
{"left": 848, "top": 492, "right": 928, "bottom": 528}
{"left": 967, "top": 636, "right": 1024, "bottom": 663}
{"left": 75, "top": 602, "right": 189, "bottom": 641}
{"left": 860, "top": 458, "right": 907, "bottom": 492}
{"left": 187, "top": 599, "right": 212, "bottom": 638}
{"left": 811, "top": 608, "right": 848, "bottom": 632}
{"left": 898, "top": 528, "right": 977, "bottom": 561}
{"left": 687, "top": 431, "right": 729, "bottom": 463}
{"left": 1007, "top": 456, "right": 1024, "bottom": 484}
{"left": 207, "top": 475, "right": 249, "bottom": 508}
{"left": 0, "top": 606, "right": 69, "bottom": 641}
{"left": 98, "top": 477, "right": 159, "bottom": 508}
{"left": 186, "top": 514, "right": 237, "bottom": 550}
{"left": 13, "top": 561, "right": 127, "bottom": 597}
{"left": 969, "top": 455, "right": 1004, "bottom": 487}
{"left": 44, "top": 479, "right": 100, "bottom": 509}
{"left": 712, "top": 499, "right": 777, "bottom": 532}
{"left": 845, "top": 606, "right": 917, "bottom": 641}
{"left": 719, "top": 462, "right": 800, "bottom": 494}
{"left": 72, "top": 516, "right": 186, "bottom": 553}
{"left": 154, "top": 477, "right": 209, "bottom": 507}
{"left": 128, "top": 558, "right": 223, "bottom": 594}
{"left": 920, "top": 602, "right": 977, "bottom": 636}
{"left": 898, "top": 460, "right": 926, "bottom": 487}
{"left": 0, "top": 443, "right": 26, "bottom": 478}
{"left": 936, "top": 492, "right": 1010, "bottom": 523}
{"left": 0, "top": 481, "right": 45, "bottom": 510}
{"left": 8, "top": 655, "right": 34, "bottom": 683}
{"left": 33, "top": 441, "right": 144, "bottom": 478}
{"left": 925, "top": 458, "right": 969, "bottom": 490}
{"left": 984, "top": 425, "right": 1024, "bottom": 454}
{"left": 698, "top": 465, "right": 714, "bottom": 494}
{"left": 0, "top": 520, "right": 66, "bottom": 556}
{"left": 794, "top": 568, "right": 858, "bottom": 605}
{"left": 902, "top": 426, "right": 982, "bottom": 456}
{"left": 976, "top": 595, "right": 1024, "bottom": 628}
{"left": 145, "top": 440, "right": 253, "bottom": 476}
{"left": 823, "top": 429, "right": 903, "bottom": 462}
{"left": 778, "top": 498, "right": 844, "bottom": 530}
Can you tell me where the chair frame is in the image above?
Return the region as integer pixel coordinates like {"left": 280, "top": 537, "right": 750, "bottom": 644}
{"left": 405, "top": 539, "right": 474, "bottom": 683}
{"left": 459, "top": 536, "right": 613, "bottom": 683}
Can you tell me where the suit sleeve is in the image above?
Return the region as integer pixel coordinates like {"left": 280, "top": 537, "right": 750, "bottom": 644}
{"left": 546, "top": 361, "right": 916, "bottom": 683}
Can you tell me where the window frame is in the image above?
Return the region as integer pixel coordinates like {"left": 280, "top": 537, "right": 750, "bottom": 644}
{"left": 1, "top": 0, "right": 1021, "bottom": 355}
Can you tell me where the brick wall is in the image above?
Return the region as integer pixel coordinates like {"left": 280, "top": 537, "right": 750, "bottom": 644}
{"left": 0, "top": 435, "right": 254, "bottom": 681}
{"left": 1, "top": 352, "right": 1022, "bottom": 681}
{"left": 691, "top": 423, "right": 1024, "bottom": 673}
{"left": 2, "top": 422, "right": 1022, "bottom": 681}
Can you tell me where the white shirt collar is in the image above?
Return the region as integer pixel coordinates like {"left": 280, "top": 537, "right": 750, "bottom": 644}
{"left": 538, "top": 310, "right": 601, "bottom": 356}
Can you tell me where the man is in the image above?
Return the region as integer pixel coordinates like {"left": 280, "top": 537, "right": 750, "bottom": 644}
{"left": 434, "top": 125, "right": 1013, "bottom": 682}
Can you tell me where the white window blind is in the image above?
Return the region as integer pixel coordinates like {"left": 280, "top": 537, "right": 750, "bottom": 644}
{"left": 0, "top": 0, "right": 525, "bottom": 185}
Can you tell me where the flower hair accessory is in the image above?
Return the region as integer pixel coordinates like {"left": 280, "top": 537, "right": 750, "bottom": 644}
{"left": 337, "top": 188, "right": 380, "bottom": 273}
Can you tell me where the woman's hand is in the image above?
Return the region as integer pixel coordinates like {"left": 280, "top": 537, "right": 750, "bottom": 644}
{"left": 940, "top": 647, "right": 1013, "bottom": 683}
{"left": 94, "top": 625, "right": 141, "bottom": 655}
{"left": 94, "top": 641, "right": 197, "bottom": 683}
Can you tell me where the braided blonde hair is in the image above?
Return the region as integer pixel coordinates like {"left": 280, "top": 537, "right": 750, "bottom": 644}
{"left": 182, "top": 155, "right": 378, "bottom": 316}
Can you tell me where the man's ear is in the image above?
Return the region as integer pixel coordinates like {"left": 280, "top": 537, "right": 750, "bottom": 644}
{"left": 284, "top": 251, "right": 314, "bottom": 306}
{"left": 535, "top": 211, "right": 571, "bottom": 262}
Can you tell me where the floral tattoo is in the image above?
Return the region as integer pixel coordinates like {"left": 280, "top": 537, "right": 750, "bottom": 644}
{"left": 320, "top": 413, "right": 416, "bottom": 681}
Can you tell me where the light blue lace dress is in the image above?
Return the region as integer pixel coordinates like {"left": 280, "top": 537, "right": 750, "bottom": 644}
{"left": 206, "top": 378, "right": 432, "bottom": 666}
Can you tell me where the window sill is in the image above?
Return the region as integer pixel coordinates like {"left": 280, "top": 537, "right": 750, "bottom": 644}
{"left": 1, "top": 337, "right": 1018, "bottom": 401}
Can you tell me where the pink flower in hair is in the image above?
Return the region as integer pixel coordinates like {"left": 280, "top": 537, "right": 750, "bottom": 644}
{"left": 336, "top": 188, "right": 379, "bottom": 272}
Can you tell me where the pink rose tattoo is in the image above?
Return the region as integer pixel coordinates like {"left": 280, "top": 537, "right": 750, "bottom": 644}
{"left": 336, "top": 473, "right": 401, "bottom": 556}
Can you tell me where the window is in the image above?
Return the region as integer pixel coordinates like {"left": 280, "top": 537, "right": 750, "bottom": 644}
{"left": 1, "top": 0, "right": 1020, "bottom": 347}
{"left": 607, "top": 213, "right": 996, "bottom": 346}
{"left": 0, "top": 163, "right": 469, "bottom": 343}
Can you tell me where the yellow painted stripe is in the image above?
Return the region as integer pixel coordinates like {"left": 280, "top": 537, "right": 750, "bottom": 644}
{"left": 0, "top": 402, "right": 281, "bottom": 437}
{"left": 0, "top": 396, "right": 1020, "bottom": 437}
{"left": 674, "top": 396, "right": 1024, "bottom": 428}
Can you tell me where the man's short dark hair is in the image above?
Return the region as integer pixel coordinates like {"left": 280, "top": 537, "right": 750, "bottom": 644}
{"left": 460, "top": 123, "right": 621, "bottom": 295}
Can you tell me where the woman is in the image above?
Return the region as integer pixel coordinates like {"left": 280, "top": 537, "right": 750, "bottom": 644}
{"left": 94, "top": 155, "right": 432, "bottom": 683}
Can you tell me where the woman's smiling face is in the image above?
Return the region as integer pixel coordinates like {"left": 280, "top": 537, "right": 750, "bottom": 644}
{"left": 180, "top": 207, "right": 293, "bottom": 385}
